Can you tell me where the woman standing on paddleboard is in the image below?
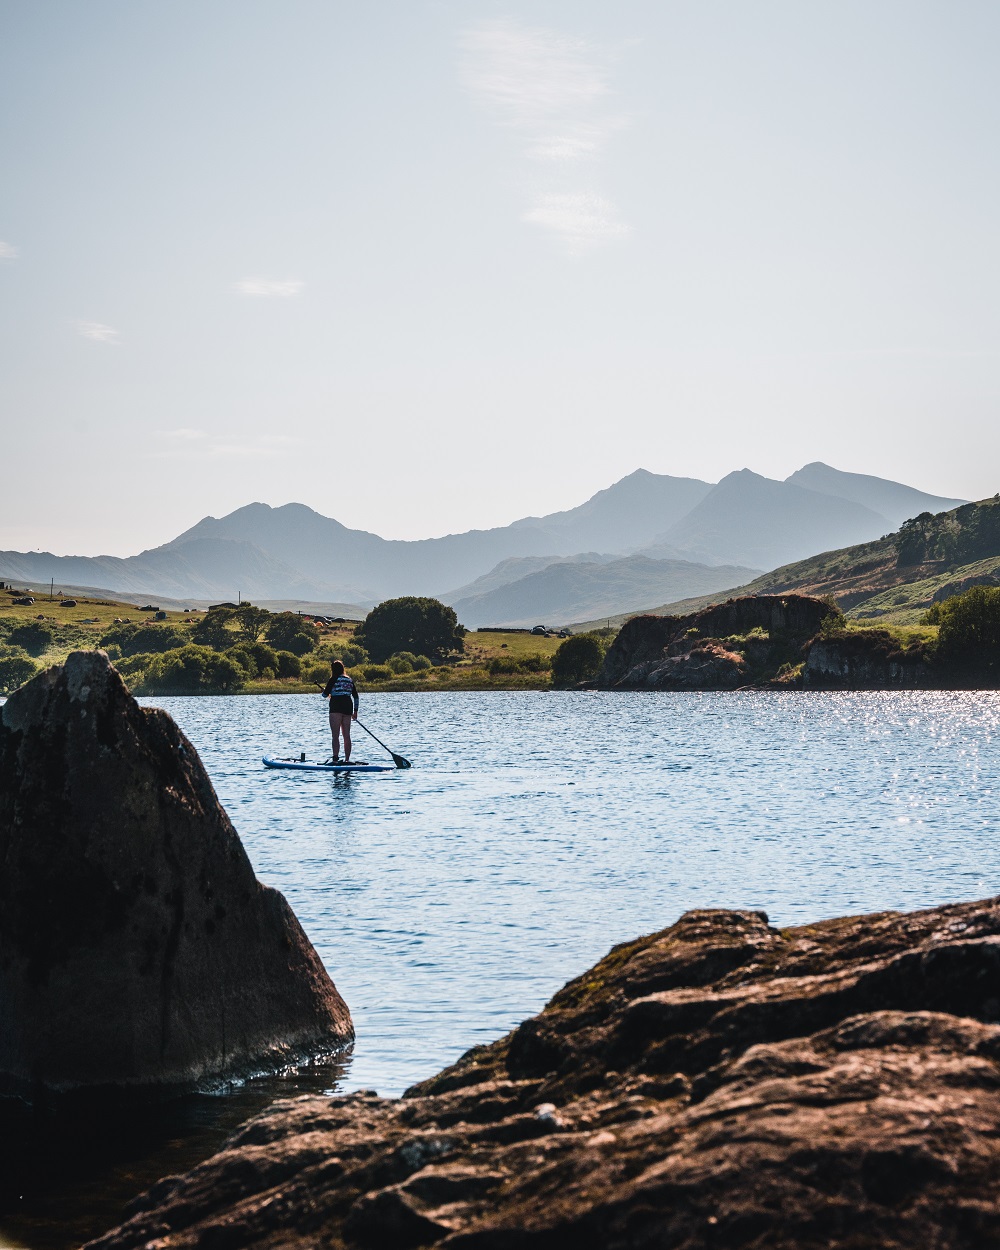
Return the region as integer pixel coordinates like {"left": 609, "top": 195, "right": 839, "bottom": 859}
{"left": 322, "top": 660, "right": 359, "bottom": 763}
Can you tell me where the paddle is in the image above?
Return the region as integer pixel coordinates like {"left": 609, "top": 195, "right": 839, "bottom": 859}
{"left": 355, "top": 719, "right": 412, "bottom": 770}
{"left": 316, "top": 684, "right": 412, "bottom": 769}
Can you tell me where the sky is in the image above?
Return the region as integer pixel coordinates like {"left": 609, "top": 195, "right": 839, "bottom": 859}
{"left": 1, "top": 0, "right": 998, "bottom": 556}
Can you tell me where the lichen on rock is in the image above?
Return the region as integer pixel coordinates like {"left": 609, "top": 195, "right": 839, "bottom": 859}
{"left": 0, "top": 650, "right": 353, "bottom": 1101}
{"left": 87, "top": 895, "right": 1000, "bottom": 1249}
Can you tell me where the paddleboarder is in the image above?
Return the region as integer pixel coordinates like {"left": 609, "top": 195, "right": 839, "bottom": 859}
{"left": 322, "top": 660, "right": 359, "bottom": 763}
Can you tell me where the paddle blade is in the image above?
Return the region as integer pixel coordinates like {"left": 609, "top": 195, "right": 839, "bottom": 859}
{"left": 392, "top": 753, "right": 412, "bottom": 769}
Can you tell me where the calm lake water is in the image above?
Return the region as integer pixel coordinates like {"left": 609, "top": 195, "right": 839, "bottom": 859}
{"left": 3, "top": 688, "right": 1000, "bottom": 1247}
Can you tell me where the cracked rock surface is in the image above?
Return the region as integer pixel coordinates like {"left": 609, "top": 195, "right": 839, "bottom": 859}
{"left": 89, "top": 898, "right": 1000, "bottom": 1248}
{"left": 0, "top": 651, "right": 353, "bottom": 1100}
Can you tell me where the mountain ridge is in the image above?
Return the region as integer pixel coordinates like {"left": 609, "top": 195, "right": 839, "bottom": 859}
{"left": 0, "top": 464, "right": 966, "bottom": 614}
{"left": 573, "top": 494, "right": 1000, "bottom": 631}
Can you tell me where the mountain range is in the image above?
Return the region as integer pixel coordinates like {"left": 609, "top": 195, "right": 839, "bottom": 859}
{"left": 0, "top": 463, "right": 964, "bottom": 627}
{"left": 577, "top": 492, "right": 1000, "bottom": 631}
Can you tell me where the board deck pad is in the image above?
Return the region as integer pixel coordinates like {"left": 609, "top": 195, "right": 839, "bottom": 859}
{"left": 263, "top": 756, "right": 397, "bottom": 773}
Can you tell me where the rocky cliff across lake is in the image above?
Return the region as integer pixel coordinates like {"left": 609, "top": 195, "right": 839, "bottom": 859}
{"left": 597, "top": 593, "right": 949, "bottom": 691}
{"left": 89, "top": 894, "right": 1000, "bottom": 1249}
{"left": 0, "top": 650, "right": 353, "bottom": 1102}
{"left": 599, "top": 594, "right": 831, "bottom": 689}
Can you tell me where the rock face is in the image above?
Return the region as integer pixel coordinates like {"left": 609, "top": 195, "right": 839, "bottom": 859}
{"left": 0, "top": 650, "right": 352, "bottom": 1100}
{"left": 89, "top": 895, "right": 1000, "bottom": 1249}
{"left": 599, "top": 594, "right": 829, "bottom": 689}
{"left": 802, "top": 629, "right": 932, "bottom": 688}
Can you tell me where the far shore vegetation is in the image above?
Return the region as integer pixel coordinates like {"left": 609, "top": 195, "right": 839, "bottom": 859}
{"left": 0, "top": 590, "right": 613, "bottom": 696}
{"left": 5, "top": 582, "right": 999, "bottom": 697}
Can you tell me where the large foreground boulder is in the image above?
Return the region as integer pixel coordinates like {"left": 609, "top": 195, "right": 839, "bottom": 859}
{"left": 89, "top": 894, "right": 1000, "bottom": 1248}
{"left": 0, "top": 651, "right": 352, "bottom": 1100}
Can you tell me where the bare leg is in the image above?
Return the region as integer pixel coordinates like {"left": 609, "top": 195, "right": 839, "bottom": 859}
{"left": 329, "top": 715, "right": 343, "bottom": 760}
{"left": 342, "top": 718, "right": 352, "bottom": 762}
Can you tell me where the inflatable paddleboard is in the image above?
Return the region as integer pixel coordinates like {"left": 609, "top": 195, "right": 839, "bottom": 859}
{"left": 263, "top": 755, "right": 396, "bottom": 773}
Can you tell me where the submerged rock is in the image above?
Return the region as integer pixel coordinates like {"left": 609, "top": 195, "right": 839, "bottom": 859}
{"left": 0, "top": 650, "right": 352, "bottom": 1101}
{"left": 88, "top": 895, "right": 1000, "bottom": 1248}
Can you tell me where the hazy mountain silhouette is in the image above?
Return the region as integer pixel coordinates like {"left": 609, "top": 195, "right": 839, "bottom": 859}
{"left": 450, "top": 555, "right": 761, "bottom": 629}
{"left": 0, "top": 464, "right": 966, "bottom": 614}
{"left": 440, "top": 552, "right": 621, "bottom": 604}
{"left": 652, "top": 469, "right": 893, "bottom": 570}
{"left": 785, "top": 462, "right": 965, "bottom": 529}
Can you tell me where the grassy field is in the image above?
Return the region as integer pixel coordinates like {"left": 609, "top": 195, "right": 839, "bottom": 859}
{"left": 0, "top": 590, "right": 566, "bottom": 693}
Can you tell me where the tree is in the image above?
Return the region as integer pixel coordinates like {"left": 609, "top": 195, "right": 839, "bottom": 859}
{"left": 551, "top": 633, "right": 607, "bottom": 687}
{"left": 355, "top": 597, "right": 465, "bottom": 663}
{"left": 234, "top": 605, "right": 271, "bottom": 643}
{"left": 191, "top": 608, "right": 236, "bottom": 650}
{"left": 0, "top": 650, "right": 37, "bottom": 693}
{"left": 8, "top": 622, "right": 53, "bottom": 657}
{"left": 265, "top": 612, "right": 319, "bottom": 656}
{"left": 935, "top": 585, "right": 1000, "bottom": 672}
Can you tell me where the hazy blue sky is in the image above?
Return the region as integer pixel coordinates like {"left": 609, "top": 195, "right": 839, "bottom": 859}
{"left": 2, "top": 1, "right": 998, "bottom": 555}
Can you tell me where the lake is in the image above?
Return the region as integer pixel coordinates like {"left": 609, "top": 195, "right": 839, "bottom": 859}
{"left": 3, "top": 688, "right": 1000, "bottom": 1247}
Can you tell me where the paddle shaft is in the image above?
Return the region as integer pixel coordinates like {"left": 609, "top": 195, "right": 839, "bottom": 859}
{"left": 316, "top": 684, "right": 412, "bottom": 768}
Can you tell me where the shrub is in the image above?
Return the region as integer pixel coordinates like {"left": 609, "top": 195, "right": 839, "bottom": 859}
{"left": 265, "top": 612, "right": 319, "bottom": 655}
{"left": 275, "top": 650, "right": 302, "bottom": 679}
{"left": 305, "top": 663, "right": 329, "bottom": 686}
{"left": 340, "top": 642, "right": 370, "bottom": 666}
{"left": 8, "top": 622, "right": 54, "bottom": 656}
{"left": 135, "top": 645, "right": 246, "bottom": 694}
{"left": 360, "top": 663, "right": 392, "bottom": 682}
{"left": 247, "top": 641, "right": 279, "bottom": 672}
{"left": 226, "top": 646, "right": 259, "bottom": 678}
{"left": 101, "top": 623, "right": 187, "bottom": 657}
{"left": 388, "top": 653, "right": 415, "bottom": 673}
{"left": 551, "top": 633, "right": 607, "bottom": 686}
{"left": 114, "top": 653, "right": 150, "bottom": 679}
{"left": 0, "top": 649, "right": 37, "bottom": 693}
{"left": 485, "top": 653, "right": 550, "bottom": 675}
{"left": 411, "top": 654, "right": 432, "bottom": 670}
{"left": 486, "top": 656, "right": 520, "bottom": 675}
{"left": 355, "top": 597, "right": 465, "bottom": 663}
{"left": 935, "top": 585, "right": 1000, "bottom": 671}
{"left": 819, "top": 609, "right": 848, "bottom": 638}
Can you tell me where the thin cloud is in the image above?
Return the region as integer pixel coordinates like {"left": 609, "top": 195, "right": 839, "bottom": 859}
{"left": 78, "top": 321, "right": 120, "bottom": 344}
{"left": 459, "top": 21, "right": 625, "bottom": 163}
{"left": 523, "top": 193, "right": 629, "bottom": 255}
{"left": 209, "top": 435, "right": 300, "bottom": 459}
{"left": 151, "top": 431, "right": 300, "bottom": 460}
{"left": 459, "top": 19, "right": 631, "bottom": 254}
{"left": 0, "top": 241, "right": 18, "bottom": 260}
{"left": 157, "top": 427, "right": 209, "bottom": 441}
{"left": 234, "top": 279, "right": 304, "bottom": 297}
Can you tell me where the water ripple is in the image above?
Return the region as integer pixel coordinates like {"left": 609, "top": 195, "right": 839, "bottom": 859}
{"left": 141, "top": 689, "right": 1000, "bottom": 1096}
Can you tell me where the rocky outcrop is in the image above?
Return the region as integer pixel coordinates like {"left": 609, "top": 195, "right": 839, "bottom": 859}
{"left": 0, "top": 651, "right": 352, "bottom": 1101}
{"left": 600, "top": 594, "right": 829, "bottom": 689}
{"left": 635, "top": 638, "right": 748, "bottom": 689}
{"left": 803, "top": 629, "right": 932, "bottom": 688}
{"left": 89, "top": 895, "right": 1000, "bottom": 1249}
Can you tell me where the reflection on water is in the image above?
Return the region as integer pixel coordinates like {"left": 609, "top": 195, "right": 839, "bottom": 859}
{"left": 0, "top": 1059, "right": 349, "bottom": 1250}
{"left": 2, "top": 689, "right": 1000, "bottom": 1248}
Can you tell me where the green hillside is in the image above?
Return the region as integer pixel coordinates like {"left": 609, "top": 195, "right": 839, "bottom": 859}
{"left": 575, "top": 496, "right": 1000, "bottom": 630}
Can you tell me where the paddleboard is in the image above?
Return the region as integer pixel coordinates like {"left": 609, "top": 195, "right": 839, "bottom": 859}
{"left": 263, "top": 755, "right": 396, "bottom": 773}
